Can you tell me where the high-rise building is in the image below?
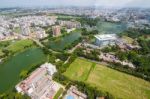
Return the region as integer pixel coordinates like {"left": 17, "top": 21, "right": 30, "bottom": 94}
{"left": 20, "top": 23, "right": 30, "bottom": 36}
{"left": 52, "top": 25, "right": 61, "bottom": 37}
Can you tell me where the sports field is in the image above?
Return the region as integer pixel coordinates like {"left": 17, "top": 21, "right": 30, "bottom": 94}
{"left": 64, "top": 58, "right": 150, "bottom": 99}
{"left": 64, "top": 58, "right": 94, "bottom": 81}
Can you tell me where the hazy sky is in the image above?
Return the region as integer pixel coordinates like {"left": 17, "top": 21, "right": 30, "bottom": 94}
{"left": 0, "top": 0, "right": 150, "bottom": 8}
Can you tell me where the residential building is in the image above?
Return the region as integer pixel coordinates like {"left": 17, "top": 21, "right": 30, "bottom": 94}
{"left": 59, "top": 21, "right": 81, "bottom": 29}
{"left": 52, "top": 25, "right": 61, "bottom": 37}
{"left": 20, "top": 23, "right": 30, "bottom": 36}
{"left": 64, "top": 86, "right": 87, "bottom": 99}
{"left": 35, "top": 27, "right": 47, "bottom": 39}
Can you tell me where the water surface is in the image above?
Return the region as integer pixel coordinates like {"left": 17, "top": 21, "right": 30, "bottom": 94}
{"left": 0, "top": 47, "right": 46, "bottom": 93}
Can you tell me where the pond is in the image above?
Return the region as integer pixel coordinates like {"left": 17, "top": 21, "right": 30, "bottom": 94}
{"left": 96, "top": 21, "right": 127, "bottom": 34}
{"left": 46, "top": 31, "right": 81, "bottom": 51}
{"left": 0, "top": 47, "right": 46, "bottom": 93}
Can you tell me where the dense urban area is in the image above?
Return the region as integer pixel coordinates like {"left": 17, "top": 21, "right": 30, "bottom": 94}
{"left": 0, "top": 7, "right": 150, "bottom": 99}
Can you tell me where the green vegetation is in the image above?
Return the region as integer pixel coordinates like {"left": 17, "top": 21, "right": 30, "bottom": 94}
{"left": 81, "top": 28, "right": 98, "bottom": 36}
{"left": 0, "top": 40, "right": 16, "bottom": 58}
{"left": 64, "top": 58, "right": 93, "bottom": 81}
{"left": 6, "top": 39, "right": 34, "bottom": 54}
{"left": 0, "top": 49, "right": 5, "bottom": 57}
{"left": 64, "top": 58, "right": 150, "bottom": 99}
{"left": 122, "top": 36, "right": 134, "bottom": 44}
{"left": 19, "top": 70, "right": 28, "bottom": 79}
{"left": 0, "top": 40, "right": 11, "bottom": 48}
{"left": 53, "top": 88, "right": 64, "bottom": 99}
{"left": 77, "top": 17, "right": 99, "bottom": 27}
{"left": 119, "top": 28, "right": 150, "bottom": 39}
{"left": 0, "top": 92, "right": 30, "bottom": 99}
{"left": 87, "top": 64, "right": 150, "bottom": 99}
{"left": 75, "top": 47, "right": 101, "bottom": 61}
{"left": 53, "top": 14, "right": 81, "bottom": 21}
{"left": 117, "top": 28, "right": 150, "bottom": 80}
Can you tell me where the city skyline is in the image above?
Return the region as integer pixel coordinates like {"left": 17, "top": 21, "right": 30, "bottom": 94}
{"left": 0, "top": 0, "right": 150, "bottom": 8}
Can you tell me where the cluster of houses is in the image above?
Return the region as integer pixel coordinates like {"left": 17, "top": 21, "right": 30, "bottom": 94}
{"left": 99, "top": 53, "right": 135, "bottom": 68}
{"left": 0, "top": 15, "right": 82, "bottom": 41}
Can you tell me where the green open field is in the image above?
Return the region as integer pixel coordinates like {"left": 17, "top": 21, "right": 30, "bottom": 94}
{"left": 64, "top": 58, "right": 94, "bottom": 81}
{"left": 122, "top": 36, "right": 134, "bottom": 44}
{"left": 64, "top": 58, "right": 150, "bottom": 99}
{"left": 53, "top": 88, "right": 64, "bottom": 99}
{"left": 6, "top": 39, "right": 34, "bottom": 53}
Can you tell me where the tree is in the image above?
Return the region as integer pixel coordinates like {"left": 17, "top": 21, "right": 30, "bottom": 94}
{"left": 19, "top": 70, "right": 28, "bottom": 79}
{"left": 116, "top": 51, "right": 127, "bottom": 61}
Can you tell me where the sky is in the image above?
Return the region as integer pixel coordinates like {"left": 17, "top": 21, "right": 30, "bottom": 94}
{"left": 0, "top": 0, "right": 150, "bottom": 8}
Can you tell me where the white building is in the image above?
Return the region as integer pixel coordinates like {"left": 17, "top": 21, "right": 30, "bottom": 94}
{"left": 35, "top": 27, "right": 47, "bottom": 39}
{"left": 95, "top": 34, "right": 117, "bottom": 47}
{"left": 15, "top": 63, "right": 59, "bottom": 99}
{"left": 40, "top": 62, "right": 57, "bottom": 76}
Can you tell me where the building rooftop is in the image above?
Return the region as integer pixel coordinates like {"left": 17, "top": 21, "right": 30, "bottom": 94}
{"left": 15, "top": 63, "right": 61, "bottom": 99}
{"left": 95, "top": 34, "right": 117, "bottom": 41}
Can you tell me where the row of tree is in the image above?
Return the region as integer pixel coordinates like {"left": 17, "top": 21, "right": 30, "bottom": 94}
{"left": 77, "top": 17, "right": 100, "bottom": 27}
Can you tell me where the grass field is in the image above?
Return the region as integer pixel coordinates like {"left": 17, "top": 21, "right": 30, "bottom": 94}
{"left": 64, "top": 58, "right": 94, "bottom": 81}
{"left": 87, "top": 64, "right": 150, "bottom": 99}
{"left": 122, "top": 36, "right": 134, "bottom": 44}
{"left": 6, "top": 39, "right": 34, "bottom": 53}
{"left": 53, "top": 88, "right": 64, "bottom": 99}
{"left": 64, "top": 58, "right": 150, "bottom": 99}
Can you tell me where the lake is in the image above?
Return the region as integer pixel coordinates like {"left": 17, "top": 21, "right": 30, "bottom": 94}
{"left": 47, "top": 31, "right": 81, "bottom": 51}
{"left": 0, "top": 47, "right": 46, "bottom": 93}
{"left": 96, "top": 21, "right": 127, "bottom": 34}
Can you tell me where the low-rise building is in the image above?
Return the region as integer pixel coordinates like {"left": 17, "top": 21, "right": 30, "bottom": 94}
{"left": 15, "top": 63, "right": 62, "bottom": 99}
{"left": 35, "top": 27, "right": 47, "bottom": 39}
{"left": 64, "top": 86, "right": 87, "bottom": 99}
{"left": 95, "top": 34, "right": 117, "bottom": 47}
{"left": 59, "top": 21, "right": 81, "bottom": 29}
{"left": 99, "top": 53, "right": 135, "bottom": 68}
{"left": 20, "top": 23, "right": 30, "bottom": 36}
